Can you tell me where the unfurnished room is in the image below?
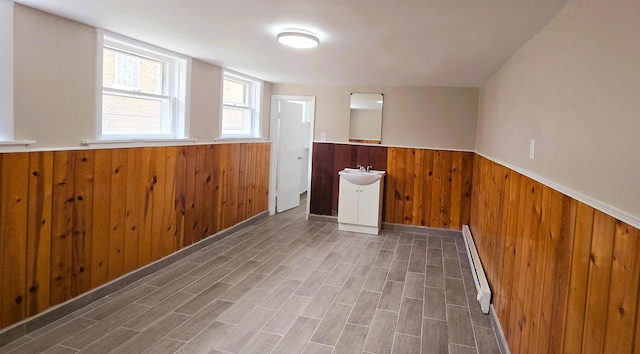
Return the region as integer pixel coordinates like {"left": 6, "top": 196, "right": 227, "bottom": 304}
{"left": 0, "top": 0, "right": 639, "bottom": 353}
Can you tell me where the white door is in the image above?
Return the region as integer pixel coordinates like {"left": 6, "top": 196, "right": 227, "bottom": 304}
{"left": 276, "top": 100, "right": 304, "bottom": 213}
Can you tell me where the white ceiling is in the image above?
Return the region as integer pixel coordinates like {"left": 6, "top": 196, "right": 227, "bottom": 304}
{"left": 15, "top": 0, "right": 569, "bottom": 87}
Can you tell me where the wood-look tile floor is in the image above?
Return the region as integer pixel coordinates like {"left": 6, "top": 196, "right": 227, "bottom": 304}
{"left": 1, "top": 202, "right": 502, "bottom": 354}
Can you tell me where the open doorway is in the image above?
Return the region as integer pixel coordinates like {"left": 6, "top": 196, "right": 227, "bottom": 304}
{"left": 268, "top": 95, "right": 315, "bottom": 217}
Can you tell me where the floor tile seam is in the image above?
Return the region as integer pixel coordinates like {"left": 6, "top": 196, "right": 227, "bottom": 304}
{"left": 218, "top": 313, "right": 280, "bottom": 354}
{"left": 449, "top": 342, "right": 477, "bottom": 349}
{"left": 61, "top": 318, "right": 139, "bottom": 351}
{"left": 466, "top": 291, "right": 482, "bottom": 352}
{"left": 425, "top": 284, "right": 445, "bottom": 290}
{"left": 305, "top": 340, "right": 334, "bottom": 350}
{"left": 422, "top": 315, "right": 447, "bottom": 322}
{"left": 444, "top": 274, "right": 464, "bottom": 280}
{"left": 308, "top": 289, "right": 359, "bottom": 348}
{"left": 394, "top": 331, "right": 422, "bottom": 339}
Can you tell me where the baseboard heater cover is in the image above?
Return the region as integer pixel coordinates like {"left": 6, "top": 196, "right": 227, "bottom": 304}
{"left": 462, "top": 225, "right": 491, "bottom": 314}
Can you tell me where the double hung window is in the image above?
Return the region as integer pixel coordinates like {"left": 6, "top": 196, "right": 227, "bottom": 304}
{"left": 221, "top": 71, "right": 262, "bottom": 138}
{"left": 99, "top": 33, "right": 189, "bottom": 139}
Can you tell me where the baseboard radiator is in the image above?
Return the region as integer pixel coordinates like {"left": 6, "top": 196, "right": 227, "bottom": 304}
{"left": 462, "top": 225, "right": 491, "bottom": 314}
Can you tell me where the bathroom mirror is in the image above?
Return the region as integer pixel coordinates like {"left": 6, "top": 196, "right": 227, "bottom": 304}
{"left": 349, "top": 93, "right": 383, "bottom": 144}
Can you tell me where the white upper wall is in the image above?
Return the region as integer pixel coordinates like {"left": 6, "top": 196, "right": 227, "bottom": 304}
{"left": 271, "top": 84, "right": 478, "bottom": 151}
{"left": 11, "top": 4, "right": 271, "bottom": 149}
{"left": 477, "top": 0, "right": 640, "bottom": 223}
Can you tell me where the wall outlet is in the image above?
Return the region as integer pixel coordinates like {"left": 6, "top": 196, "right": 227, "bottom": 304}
{"left": 320, "top": 132, "right": 326, "bottom": 141}
{"left": 529, "top": 139, "right": 536, "bottom": 160}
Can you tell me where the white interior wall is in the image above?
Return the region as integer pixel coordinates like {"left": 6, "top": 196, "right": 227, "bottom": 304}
{"left": 271, "top": 84, "right": 478, "bottom": 150}
{"left": 477, "top": 0, "right": 640, "bottom": 224}
{"left": 12, "top": 4, "right": 270, "bottom": 149}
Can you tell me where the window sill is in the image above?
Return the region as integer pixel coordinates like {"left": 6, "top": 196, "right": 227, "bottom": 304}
{"left": 82, "top": 138, "right": 197, "bottom": 148}
{"left": 0, "top": 140, "right": 36, "bottom": 152}
{"left": 214, "top": 137, "right": 268, "bottom": 143}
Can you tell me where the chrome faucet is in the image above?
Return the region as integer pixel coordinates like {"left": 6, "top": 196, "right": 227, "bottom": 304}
{"left": 366, "top": 166, "right": 372, "bottom": 172}
{"left": 357, "top": 165, "right": 366, "bottom": 172}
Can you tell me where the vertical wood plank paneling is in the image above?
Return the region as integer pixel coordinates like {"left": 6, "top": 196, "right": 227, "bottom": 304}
{"left": 259, "top": 143, "right": 270, "bottom": 212}
{"left": 50, "top": 151, "right": 75, "bottom": 306}
{"left": 237, "top": 144, "right": 249, "bottom": 221}
{"left": 71, "top": 150, "right": 94, "bottom": 296}
{"left": 136, "top": 148, "right": 153, "bottom": 267}
{"left": 402, "top": 149, "right": 415, "bottom": 225}
{"left": 507, "top": 173, "right": 534, "bottom": 347}
{"left": 90, "top": 149, "right": 111, "bottom": 288}
{"left": 411, "top": 149, "right": 424, "bottom": 226}
{"left": 470, "top": 155, "right": 640, "bottom": 354}
{"left": 173, "top": 146, "right": 187, "bottom": 252}
{"left": 247, "top": 144, "right": 260, "bottom": 216}
{"left": 393, "top": 148, "right": 406, "bottom": 224}
{"left": 192, "top": 145, "right": 206, "bottom": 242}
{"left": 107, "top": 149, "right": 127, "bottom": 281}
{"left": 450, "top": 152, "right": 462, "bottom": 229}
{"left": 496, "top": 170, "right": 521, "bottom": 335}
{"left": 440, "top": 151, "right": 452, "bottom": 229}
{"left": 310, "top": 143, "right": 471, "bottom": 229}
{"left": 150, "top": 147, "right": 167, "bottom": 262}
{"left": 123, "top": 149, "right": 140, "bottom": 273}
{"left": 0, "top": 142, "right": 272, "bottom": 331}
{"left": 161, "top": 147, "right": 177, "bottom": 257}
{"left": 536, "top": 191, "right": 569, "bottom": 353}
{"left": 384, "top": 147, "right": 396, "bottom": 222}
{"left": 310, "top": 143, "right": 330, "bottom": 215}
{"left": 420, "top": 149, "right": 434, "bottom": 227}
{"left": 546, "top": 195, "right": 577, "bottom": 353}
{"left": 0, "top": 153, "right": 29, "bottom": 327}
{"left": 430, "top": 150, "right": 443, "bottom": 227}
{"left": 460, "top": 152, "right": 473, "bottom": 227}
{"left": 205, "top": 144, "right": 217, "bottom": 236}
{"left": 522, "top": 185, "right": 552, "bottom": 354}
{"left": 183, "top": 145, "right": 197, "bottom": 247}
{"left": 602, "top": 222, "right": 640, "bottom": 353}
{"left": 223, "top": 144, "right": 241, "bottom": 230}
{"left": 581, "top": 210, "right": 616, "bottom": 353}
{"left": 212, "top": 144, "right": 224, "bottom": 234}
{"left": 563, "top": 202, "right": 595, "bottom": 354}
{"left": 26, "top": 152, "right": 53, "bottom": 317}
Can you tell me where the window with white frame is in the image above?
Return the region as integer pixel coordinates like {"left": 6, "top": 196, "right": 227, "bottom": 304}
{"left": 99, "top": 33, "right": 189, "bottom": 139}
{"left": 221, "top": 71, "right": 262, "bottom": 138}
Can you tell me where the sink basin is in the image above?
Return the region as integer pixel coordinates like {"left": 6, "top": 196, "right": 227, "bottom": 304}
{"left": 338, "top": 168, "right": 386, "bottom": 185}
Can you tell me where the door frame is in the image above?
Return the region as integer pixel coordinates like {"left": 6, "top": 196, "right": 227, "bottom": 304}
{"left": 269, "top": 95, "right": 316, "bottom": 218}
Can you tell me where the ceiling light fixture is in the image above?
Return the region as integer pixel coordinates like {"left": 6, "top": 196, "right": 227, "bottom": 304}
{"left": 277, "top": 29, "right": 319, "bottom": 49}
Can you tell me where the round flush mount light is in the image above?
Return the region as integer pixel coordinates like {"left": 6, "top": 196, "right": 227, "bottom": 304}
{"left": 277, "top": 29, "right": 319, "bottom": 49}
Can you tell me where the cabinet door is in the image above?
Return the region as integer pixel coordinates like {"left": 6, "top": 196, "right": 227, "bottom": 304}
{"left": 357, "top": 181, "right": 381, "bottom": 227}
{"left": 338, "top": 178, "right": 359, "bottom": 224}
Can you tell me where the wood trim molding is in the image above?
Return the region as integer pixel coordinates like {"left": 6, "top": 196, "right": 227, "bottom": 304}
{"left": 475, "top": 151, "right": 640, "bottom": 230}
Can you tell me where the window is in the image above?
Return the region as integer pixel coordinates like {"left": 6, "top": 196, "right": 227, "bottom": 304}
{"left": 221, "top": 71, "right": 262, "bottom": 138}
{"left": 99, "top": 32, "right": 190, "bottom": 139}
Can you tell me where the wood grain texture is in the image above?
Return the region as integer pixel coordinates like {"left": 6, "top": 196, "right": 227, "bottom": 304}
{"left": 309, "top": 143, "right": 472, "bottom": 229}
{"left": 0, "top": 142, "right": 270, "bottom": 331}
{"left": 0, "top": 153, "right": 29, "bottom": 327}
{"left": 26, "top": 152, "right": 53, "bottom": 317}
{"left": 470, "top": 155, "right": 640, "bottom": 354}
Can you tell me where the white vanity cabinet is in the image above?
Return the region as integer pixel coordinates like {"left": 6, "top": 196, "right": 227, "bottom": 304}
{"left": 338, "top": 175, "right": 384, "bottom": 234}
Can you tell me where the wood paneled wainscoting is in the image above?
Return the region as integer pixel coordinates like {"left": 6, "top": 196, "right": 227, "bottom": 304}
{"left": 310, "top": 142, "right": 473, "bottom": 229}
{"left": 470, "top": 155, "right": 640, "bottom": 354}
{"left": 0, "top": 142, "right": 270, "bottom": 330}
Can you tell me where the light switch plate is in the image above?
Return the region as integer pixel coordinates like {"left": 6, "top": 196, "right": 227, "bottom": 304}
{"left": 320, "top": 132, "right": 326, "bottom": 141}
{"left": 529, "top": 139, "right": 536, "bottom": 160}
